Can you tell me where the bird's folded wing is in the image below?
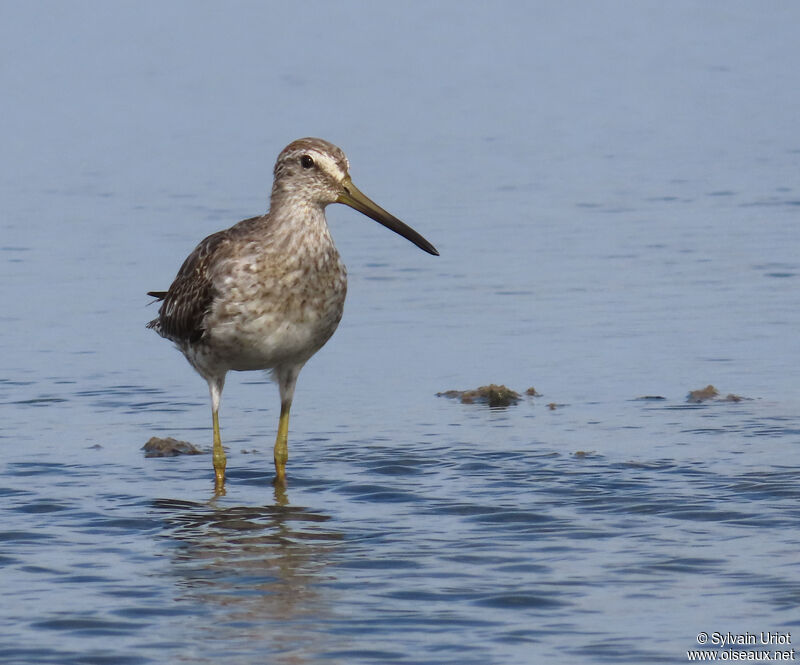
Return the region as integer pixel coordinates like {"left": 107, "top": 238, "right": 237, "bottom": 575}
{"left": 147, "top": 230, "right": 230, "bottom": 344}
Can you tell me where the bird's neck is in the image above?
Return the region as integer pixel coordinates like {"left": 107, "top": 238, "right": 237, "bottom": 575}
{"left": 268, "top": 191, "right": 327, "bottom": 228}
{"left": 266, "top": 190, "right": 338, "bottom": 258}
{"left": 269, "top": 182, "right": 327, "bottom": 213}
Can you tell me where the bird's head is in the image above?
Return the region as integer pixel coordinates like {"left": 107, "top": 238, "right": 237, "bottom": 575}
{"left": 272, "top": 138, "right": 439, "bottom": 256}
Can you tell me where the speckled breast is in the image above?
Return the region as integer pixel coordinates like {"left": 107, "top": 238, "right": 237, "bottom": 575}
{"left": 200, "top": 246, "right": 347, "bottom": 373}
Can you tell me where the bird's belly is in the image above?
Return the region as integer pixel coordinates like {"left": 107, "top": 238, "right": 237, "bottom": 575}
{"left": 202, "top": 281, "right": 346, "bottom": 372}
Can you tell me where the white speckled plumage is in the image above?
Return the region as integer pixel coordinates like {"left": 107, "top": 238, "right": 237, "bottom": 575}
{"left": 148, "top": 138, "right": 438, "bottom": 491}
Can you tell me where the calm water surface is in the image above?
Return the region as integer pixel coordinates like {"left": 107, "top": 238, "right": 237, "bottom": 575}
{"left": 2, "top": 2, "right": 800, "bottom": 664}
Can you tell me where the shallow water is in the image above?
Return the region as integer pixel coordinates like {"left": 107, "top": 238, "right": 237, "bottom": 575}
{"left": 3, "top": 2, "right": 800, "bottom": 664}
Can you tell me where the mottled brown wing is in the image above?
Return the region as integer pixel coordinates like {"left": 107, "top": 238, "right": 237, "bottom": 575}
{"left": 147, "top": 229, "right": 230, "bottom": 344}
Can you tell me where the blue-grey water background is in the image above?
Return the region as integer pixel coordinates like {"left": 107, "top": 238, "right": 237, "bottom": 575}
{"left": 2, "top": 2, "right": 800, "bottom": 663}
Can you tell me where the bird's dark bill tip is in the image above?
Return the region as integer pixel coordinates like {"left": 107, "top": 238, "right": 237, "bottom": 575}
{"left": 424, "top": 242, "right": 440, "bottom": 256}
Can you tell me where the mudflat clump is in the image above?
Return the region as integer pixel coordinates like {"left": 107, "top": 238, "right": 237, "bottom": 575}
{"left": 687, "top": 385, "right": 745, "bottom": 403}
{"left": 143, "top": 436, "right": 203, "bottom": 457}
{"left": 687, "top": 385, "right": 720, "bottom": 403}
{"left": 437, "top": 384, "right": 522, "bottom": 407}
{"left": 686, "top": 384, "right": 750, "bottom": 404}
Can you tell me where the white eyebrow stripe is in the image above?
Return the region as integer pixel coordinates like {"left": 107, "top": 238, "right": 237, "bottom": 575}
{"left": 309, "top": 150, "right": 347, "bottom": 181}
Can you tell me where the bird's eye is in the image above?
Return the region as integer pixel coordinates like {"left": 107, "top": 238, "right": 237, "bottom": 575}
{"left": 300, "top": 155, "right": 314, "bottom": 169}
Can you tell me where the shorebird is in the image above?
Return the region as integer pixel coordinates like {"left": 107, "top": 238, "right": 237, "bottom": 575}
{"left": 147, "top": 138, "right": 438, "bottom": 492}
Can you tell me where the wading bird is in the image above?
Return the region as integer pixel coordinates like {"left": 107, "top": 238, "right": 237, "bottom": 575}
{"left": 147, "top": 138, "right": 438, "bottom": 492}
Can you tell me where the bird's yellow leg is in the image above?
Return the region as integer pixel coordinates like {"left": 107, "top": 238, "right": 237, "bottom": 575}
{"left": 206, "top": 377, "right": 227, "bottom": 494}
{"left": 273, "top": 401, "right": 290, "bottom": 486}
{"left": 212, "top": 407, "right": 226, "bottom": 492}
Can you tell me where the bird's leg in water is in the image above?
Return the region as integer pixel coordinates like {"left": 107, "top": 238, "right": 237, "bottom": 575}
{"left": 274, "top": 400, "right": 291, "bottom": 486}
{"left": 208, "top": 377, "right": 226, "bottom": 493}
{"left": 273, "top": 364, "right": 300, "bottom": 486}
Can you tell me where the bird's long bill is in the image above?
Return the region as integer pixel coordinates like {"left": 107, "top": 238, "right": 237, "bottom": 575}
{"left": 337, "top": 177, "right": 439, "bottom": 256}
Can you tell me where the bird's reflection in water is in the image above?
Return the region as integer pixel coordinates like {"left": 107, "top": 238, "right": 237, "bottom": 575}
{"left": 152, "top": 488, "right": 345, "bottom": 663}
